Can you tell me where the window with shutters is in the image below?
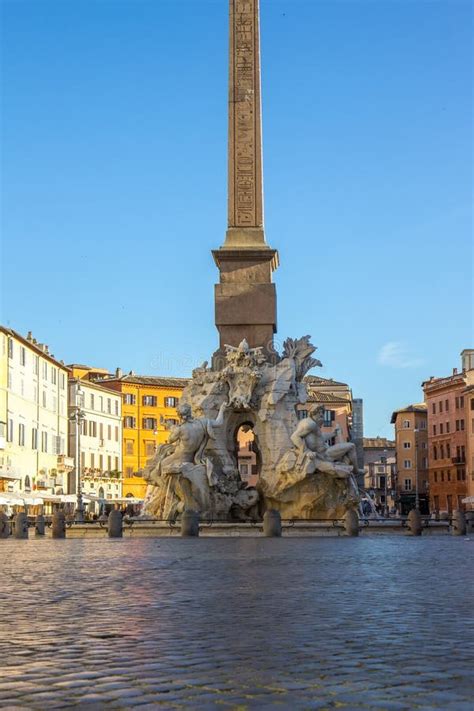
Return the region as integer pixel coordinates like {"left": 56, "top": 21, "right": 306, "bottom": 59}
{"left": 323, "top": 410, "right": 335, "bottom": 427}
{"left": 145, "top": 441, "right": 156, "bottom": 457}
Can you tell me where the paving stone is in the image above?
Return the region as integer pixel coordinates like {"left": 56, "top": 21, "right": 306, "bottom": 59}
{"left": 0, "top": 538, "right": 473, "bottom": 708}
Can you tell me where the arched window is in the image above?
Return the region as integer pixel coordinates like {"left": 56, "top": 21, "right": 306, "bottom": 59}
{"left": 236, "top": 423, "right": 259, "bottom": 486}
{"left": 98, "top": 486, "right": 105, "bottom": 498}
{"left": 24, "top": 475, "right": 31, "bottom": 491}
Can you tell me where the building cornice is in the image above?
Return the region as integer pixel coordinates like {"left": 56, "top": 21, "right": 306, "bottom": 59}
{"left": 1, "top": 326, "right": 71, "bottom": 372}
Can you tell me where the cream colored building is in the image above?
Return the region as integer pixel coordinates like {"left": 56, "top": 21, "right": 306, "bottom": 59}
{"left": 68, "top": 377, "right": 123, "bottom": 502}
{"left": 0, "top": 328, "right": 72, "bottom": 498}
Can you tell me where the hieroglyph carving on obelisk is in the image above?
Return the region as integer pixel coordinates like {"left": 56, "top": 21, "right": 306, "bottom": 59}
{"left": 228, "top": 0, "right": 264, "bottom": 229}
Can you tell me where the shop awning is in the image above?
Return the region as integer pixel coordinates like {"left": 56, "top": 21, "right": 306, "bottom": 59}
{"left": 0, "top": 493, "right": 45, "bottom": 506}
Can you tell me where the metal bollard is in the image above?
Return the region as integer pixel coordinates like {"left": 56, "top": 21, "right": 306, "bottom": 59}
{"left": 451, "top": 510, "right": 466, "bottom": 536}
{"left": 52, "top": 511, "right": 66, "bottom": 539}
{"left": 407, "top": 509, "right": 422, "bottom": 536}
{"left": 180, "top": 510, "right": 200, "bottom": 537}
{"left": 344, "top": 509, "right": 359, "bottom": 537}
{"left": 108, "top": 510, "right": 123, "bottom": 538}
{"left": 0, "top": 512, "right": 10, "bottom": 539}
{"left": 35, "top": 514, "right": 45, "bottom": 536}
{"left": 263, "top": 509, "right": 282, "bottom": 537}
{"left": 14, "top": 512, "right": 29, "bottom": 539}
{"left": 465, "top": 511, "right": 474, "bottom": 535}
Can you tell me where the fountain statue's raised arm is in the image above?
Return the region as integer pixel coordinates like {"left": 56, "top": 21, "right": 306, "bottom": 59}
{"left": 165, "top": 400, "right": 228, "bottom": 467}
{"left": 141, "top": 400, "right": 231, "bottom": 518}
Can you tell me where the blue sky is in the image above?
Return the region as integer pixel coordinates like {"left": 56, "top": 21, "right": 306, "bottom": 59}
{"left": 1, "top": 0, "right": 472, "bottom": 437}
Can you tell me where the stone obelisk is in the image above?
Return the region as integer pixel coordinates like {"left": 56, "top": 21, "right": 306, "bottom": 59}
{"left": 213, "top": 0, "right": 278, "bottom": 366}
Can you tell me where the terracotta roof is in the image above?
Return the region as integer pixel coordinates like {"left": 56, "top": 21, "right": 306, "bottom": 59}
{"left": 422, "top": 373, "right": 467, "bottom": 393}
{"left": 390, "top": 403, "right": 427, "bottom": 423}
{"left": 305, "top": 375, "right": 348, "bottom": 387}
{"left": 363, "top": 437, "right": 395, "bottom": 449}
{"left": 67, "top": 363, "right": 110, "bottom": 372}
{"left": 101, "top": 374, "right": 190, "bottom": 388}
{"left": 306, "top": 392, "right": 350, "bottom": 404}
{"left": 69, "top": 377, "right": 123, "bottom": 395}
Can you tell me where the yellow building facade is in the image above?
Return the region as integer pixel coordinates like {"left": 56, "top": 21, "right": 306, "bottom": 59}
{"left": 100, "top": 373, "right": 189, "bottom": 499}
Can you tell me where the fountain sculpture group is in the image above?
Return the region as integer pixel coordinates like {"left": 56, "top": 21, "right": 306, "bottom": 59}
{"left": 142, "top": 338, "right": 360, "bottom": 521}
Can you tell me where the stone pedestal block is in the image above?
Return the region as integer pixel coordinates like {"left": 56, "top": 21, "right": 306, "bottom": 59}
{"left": 181, "top": 510, "right": 200, "bottom": 537}
{"left": 344, "top": 510, "right": 359, "bottom": 537}
{"left": 14, "top": 512, "right": 28, "bottom": 539}
{"left": 263, "top": 509, "right": 282, "bottom": 537}
{"left": 0, "top": 512, "right": 10, "bottom": 539}
{"left": 407, "top": 509, "right": 422, "bottom": 536}
{"left": 451, "top": 510, "right": 466, "bottom": 536}
{"left": 108, "top": 510, "right": 123, "bottom": 538}
{"left": 465, "top": 511, "right": 474, "bottom": 534}
{"left": 35, "top": 515, "right": 45, "bottom": 536}
{"left": 52, "top": 511, "right": 66, "bottom": 539}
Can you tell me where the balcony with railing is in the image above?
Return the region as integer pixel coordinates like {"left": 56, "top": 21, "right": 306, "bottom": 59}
{"left": 57, "top": 454, "right": 75, "bottom": 471}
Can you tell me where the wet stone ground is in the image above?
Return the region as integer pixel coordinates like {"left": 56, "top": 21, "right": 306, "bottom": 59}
{"left": 0, "top": 537, "right": 473, "bottom": 710}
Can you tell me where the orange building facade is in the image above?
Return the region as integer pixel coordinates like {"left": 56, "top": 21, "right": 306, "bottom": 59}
{"left": 422, "top": 351, "right": 474, "bottom": 514}
{"left": 300, "top": 376, "right": 356, "bottom": 444}
{"left": 99, "top": 373, "right": 189, "bottom": 499}
{"left": 390, "top": 405, "right": 429, "bottom": 515}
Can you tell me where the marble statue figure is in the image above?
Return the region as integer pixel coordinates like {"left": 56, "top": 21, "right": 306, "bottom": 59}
{"left": 291, "top": 405, "right": 361, "bottom": 483}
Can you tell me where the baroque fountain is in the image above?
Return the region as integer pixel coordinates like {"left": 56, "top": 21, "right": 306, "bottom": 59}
{"left": 141, "top": 2, "right": 361, "bottom": 522}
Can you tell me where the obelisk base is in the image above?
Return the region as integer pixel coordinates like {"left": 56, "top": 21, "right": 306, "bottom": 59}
{"left": 212, "top": 244, "right": 279, "bottom": 369}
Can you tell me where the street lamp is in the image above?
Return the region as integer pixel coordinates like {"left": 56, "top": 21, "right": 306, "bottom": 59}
{"left": 414, "top": 428, "right": 419, "bottom": 512}
{"left": 382, "top": 449, "right": 389, "bottom": 517}
{"left": 69, "top": 383, "right": 85, "bottom": 522}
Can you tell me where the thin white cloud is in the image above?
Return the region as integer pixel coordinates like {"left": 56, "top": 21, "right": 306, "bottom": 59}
{"left": 377, "top": 341, "right": 425, "bottom": 369}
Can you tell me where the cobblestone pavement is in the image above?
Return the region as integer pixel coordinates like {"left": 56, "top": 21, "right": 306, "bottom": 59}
{"left": 0, "top": 537, "right": 473, "bottom": 710}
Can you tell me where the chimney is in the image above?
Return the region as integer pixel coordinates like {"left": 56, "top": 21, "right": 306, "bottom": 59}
{"left": 453, "top": 368, "right": 458, "bottom": 376}
{"left": 116, "top": 367, "right": 123, "bottom": 378}
{"left": 461, "top": 349, "right": 474, "bottom": 372}
{"left": 27, "top": 331, "right": 33, "bottom": 341}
